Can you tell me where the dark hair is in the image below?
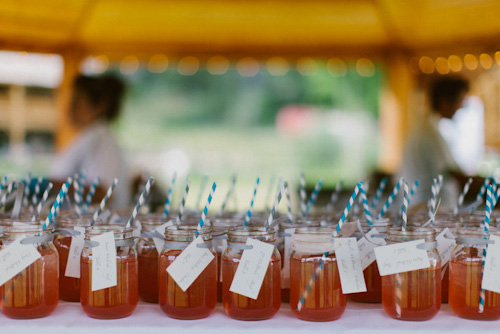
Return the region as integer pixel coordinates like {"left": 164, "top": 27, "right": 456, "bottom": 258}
{"left": 429, "top": 76, "right": 469, "bottom": 111}
{"left": 73, "top": 74, "right": 126, "bottom": 122}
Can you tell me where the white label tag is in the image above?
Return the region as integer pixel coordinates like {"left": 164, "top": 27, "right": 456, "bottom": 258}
{"left": 482, "top": 235, "right": 500, "bottom": 293}
{"left": 436, "top": 228, "right": 456, "bottom": 266}
{"left": 65, "top": 226, "right": 86, "bottom": 278}
{"left": 375, "top": 239, "right": 430, "bottom": 276}
{"left": 335, "top": 237, "right": 367, "bottom": 294}
{"left": 281, "top": 227, "right": 295, "bottom": 289}
{"left": 166, "top": 236, "right": 215, "bottom": 292}
{"left": 357, "top": 228, "right": 387, "bottom": 270}
{"left": 230, "top": 238, "right": 274, "bottom": 300}
{"left": 153, "top": 222, "right": 173, "bottom": 254}
{"left": 91, "top": 232, "right": 117, "bottom": 291}
{"left": 0, "top": 237, "right": 41, "bottom": 286}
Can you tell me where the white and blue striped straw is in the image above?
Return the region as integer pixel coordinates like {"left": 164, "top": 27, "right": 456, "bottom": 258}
{"left": 372, "top": 177, "right": 388, "bottom": 210}
{"left": 377, "top": 178, "right": 403, "bottom": 219}
{"left": 72, "top": 176, "right": 83, "bottom": 216}
{"left": 244, "top": 175, "right": 261, "bottom": 226}
{"left": 265, "top": 186, "right": 284, "bottom": 230}
{"left": 195, "top": 175, "right": 209, "bottom": 212}
{"left": 359, "top": 182, "right": 372, "bottom": 226}
{"left": 22, "top": 172, "right": 31, "bottom": 208}
{"left": 197, "top": 182, "right": 217, "bottom": 232}
{"left": 264, "top": 173, "right": 277, "bottom": 211}
{"left": 44, "top": 178, "right": 72, "bottom": 229}
{"left": 474, "top": 177, "right": 491, "bottom": 205}
{"left": 217, "top": 175, "right": 237, "bottom": 216}
{"left": 493, "top": 187, "right": 500, "bottom": 208}
{"left": 300, "top": 172, "right": 307, "bottom": 216}
{"left": 32, "top": 182, "right": 53, "bottom": 221}
{"left": 453, "top": 178, "right": 473, "bottom": 216}
{"left": 399, "top": 180, "right": 419, "bottom": 217}
{"left": 164, "top": 172, "right": 177, "bottom": 218}
{"left": 31, "top": 176, "right": 43, "bottom": 208}
{"left": 0, "top": 182, "right": 16, "bottom": 209}
{"left": 305, "top": 179, "right": 323, "bottom": 215}
{"left": 428, "top": 178, "right": 438, "bottom": 221}
{"left": 402, "top": 182, "right": 409, "bottom": 231}
{"left": 90, "top": 178, "right": 118, "bottom": 226}
{"left": 82, "top": 177, "right": 100, "bottom": 213}
{"left": 327, "top": 181, "right": 342, "bottom": 212}
{"left": 284, "top": 181, "right": 294, "bottom": 223}
{"left": 127, "top": 176, "right": 154, "bottom": 227}
{"left": 0, "top": 175, "right": 7, "bottom": 195}
{"left": 479, "top": 185, "right": 494, "bottom": 313}
{"left": 78, "top": 171, "right": 86, "bottom": 199}
{"left": 178, "top": 181, "right": 191, "bottom": 223}
{"left": 297, "top": 183, "right": 361, "bottom": 311}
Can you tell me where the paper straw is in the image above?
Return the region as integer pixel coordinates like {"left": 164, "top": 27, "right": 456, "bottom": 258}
{"left": 244, "top": 175, "right": 261, "bottom": 226}
{"left": 73, "top": 176, "right": 83, "bottom": 216}
{"left": 0, "top": 182, "right": 16, "bottom": 209}
{"left": 284, "top": 181, "right": 294, "bottom": 223}
{"left": 300, "top": 172, "right": 307, "bottom": 216}
{"left": 78, "top": 171, "right": 86, "bottom": 199}
{"left": 90, "top": 178, "right": 118, "bottom": 226}
{"left": 177, "top": 181, "right": 191, "bottom": 223}
{"left": 32, "top": 182, "right": 53, "bottom": 221}
{"left": 327, "top": 181, "right": 342, "bottom": 212}
{"left": 372, "top": 177, "right": 387, "bottom": 210}
{"left": 164, "top": 172, "right": 177, "bottom": 218}
{"left": 453, "top": 178, "right": 473, "bottom": 216}
{"left": 0, "top": 175, "right": 7, "bottom": 195}
{"left": 44, "top": 178, "right": 72, "bottom": 229}
{"left": 265, "top": 186, "right": 284, "bottom": 230}
{"left": 479, "top": 185, "right": 493, "bottom": 313}
{"left": 359, "top": 182, "right": 372, "bottom": 226}
{"left": 428, "top": 178, "right": 439, "bottom": 222}
{"left": 127, "top": 176, "right": 154, "bottom": 227}
{"left": 31, "top": 176, "right": 43, "bottom": 208}
{"left": 197, "top": 182, "right": 216, "bottom": 231}
{"left": 474, "top": 177, "right": 491, "bottom": 204}
{"left": 377, "top": 178, "right": 403, "bottom": 219}
{"left": 195, "top": 175, "right": 209, "bottom": 212}
{"left": 402, "top": 181, "right": 409, "bottom": 231}
{"left": 22, "top": 172, "right": 31, "bottom": 208}
{"left": 305, "top": 179, "right": 323, "bottom": 215}
{"left": 264, "top": 173, "right": 277, "bottom": 211}
{"left": 297, "top": 183, "right": 361, "bottom": 311}
{"left": 82, "top": 177, "right": 100, "bottom": 213}
{"left": 400, "top": 180, "right": 419, "bottom": 218}
{"left": 217, "top": 174, "right": 237, "bottom": 216}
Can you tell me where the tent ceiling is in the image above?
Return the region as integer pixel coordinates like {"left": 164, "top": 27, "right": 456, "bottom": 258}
{"left": 1, "top": 0, "right": 500, "bottom": 59}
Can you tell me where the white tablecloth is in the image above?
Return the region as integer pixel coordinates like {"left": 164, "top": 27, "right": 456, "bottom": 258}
{"left": 0, "top": 301, "right": 497, "bottom": 334}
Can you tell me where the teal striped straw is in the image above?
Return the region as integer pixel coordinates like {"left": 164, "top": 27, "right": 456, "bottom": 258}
{"left": 195, "top": 175, "right": 209, "bottom": 212}
{"left": 90, "top": 178, "right": 118, "bottom": 226}
{"left": 22, "top": 172, "right": 31, "bottom": 208}
{"left": 372, "top": 177, "right": 387, "bottom": 210}
{"left": 265, "top": 186, "right": 283, "bottom": 230}
{"left": 264, "top": 173, "right": 277, "bottom": 211}
{"left": 43, "top": 178, "right": 72, "bottom": 229}
{"left": 127, "top": 176, "right": 154, "bottom": 227}
{"left": 244, "top": 175, "right": 261, "bottom": 226}
{"left": 474, "top": 177, "right": 491, "bottom": 204}
{"left": 284, "top": 181, "right": 294, "bottom": 223}
{"left": 31, "top": 176, "right": 43, "bottom": 209}
{"left": 300, "top": 172, "right": 307, "bottom": 216}
{"left": 217, "top": 174, "right": 237, "bottom": 216}
{"left": 0, "top": 175, "right": 7, "bottom": 195}
{"left": 479, "top": 185, "right": 493, "bottom": 313}
{"left": 296, "top": 182, "right": 361, "bottom": 311}
{"left": 164, "top": 172, "right": 177, "bottom": 218}
{"left": 453, "top": 178, "right": 473, "bottom": 216}
{"left": 178, "top": 181, "right": 191, "bottom": 223}
{"left": 305, "top": 179, "right": 323, "bottom": 215}
{"left": 402, "top": 181, "right": 409, "bottom": 231}
{"left": 72, "top": 176, "right": 83, "bottom": 216}
{"left": 0, "top": 182, "right": 16, "bottom": 210}
{"left": 399, "top": 180, "right": 419, "bottom": 217}
{"left": 82, "top": 177, "right": 100, "bottom": 213}
{"left": 197, "top": 182, "right": 217, "bottom": 232}
{"left": 378, "top": 178, "right": 403, "bottom": 219}
{"left": 32, "top": 182, "right": 53, "bottom": 221}
{"left": 359, "top": 182, "right": 372, "bottom": 225}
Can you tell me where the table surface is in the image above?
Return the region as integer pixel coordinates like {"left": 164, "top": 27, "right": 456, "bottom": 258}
{"left": 0, "top": 300, "right": 497, "bottom": 334}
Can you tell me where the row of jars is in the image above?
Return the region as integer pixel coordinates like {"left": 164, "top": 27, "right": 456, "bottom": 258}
{"left": 0, "top": 211, "right": 499, "bottom": 322}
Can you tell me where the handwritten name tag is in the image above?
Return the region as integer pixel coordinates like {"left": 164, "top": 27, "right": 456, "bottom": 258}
{"left": 482, "top": 235, "right": 500, "bottom": 293}
{"left": 281, "top": 227, "right": 295, "bottom": 289}
{"left": 0, "top": 237, "right": 41, "bottom": 286}
{"left": 65, "top": 226, "right": 86, "bottom": 278}
{"left": 166, "top": 236, "right": 215, "bottom": 292}
{"left": 357, "top": 228, "right": 387, "bottom": 270}
{"left": 335, "top": 237, "right": 366, "bottom": 294}
{"left": 375, "top": 239, "right": 430, "bottom": 276}
{"left": 230, "top": 238, "right": 274, "bottom": 300}
{"left": 153, "top": 222, "right": 173, "bottom": 254}
{"left": 436, "top": 228, "right": 456, "bottom": 266}
{"left": 91, "top": 232, "right": 117, "bottom": 291}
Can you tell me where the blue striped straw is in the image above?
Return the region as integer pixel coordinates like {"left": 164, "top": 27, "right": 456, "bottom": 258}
{"left": 127, "top": 176, "right": 154, "bottom": 227}
{"left": 377, "top": 178, "right": 403, "bottom": 219}
{"left": 178, "top": 181, "right": 191, "bottom": 223}
{"left": 164, "top": 172, "right": 177, "bottom": 218}
{"left": 359, "top": 182, "right": 372, "bottom": 226}
{"left": 372, "top": 177, "right": 388, "bottom": 210}
{"left": 0, "top": 175, "right": 7, "bottom": 195}
{"left": 453, "top": 178, "right": 473, "bottom": 216}
{"left": 479, "top": 185, "right": 493, "bottom": 313}
{"left": 0, "top": 182, "right": 16, "bottom": 209}
{"left": 23, "top": 172, "right": 31, "bottom": 208}
{"left": 82, "top": 177, "right": 100, "bottom": 213}
{"left": 297, "top": 183, "right": 361, "bottom": 311}
{"left": 265, "top": 186, "right": 283, "bottom": 230}
{"left": 31, "top": 176, "right": 43, "bottom": 208}
{"left": 197, "top": 182, "right": 217, "bottom": 232}
{"left": 402, "top": 181, "right": 409, "bottom": 231}
{"left": 32, "top": 182, "right": 53, "bottom": 221}
{"left": 284, "top": 181, "right": 294, "bottom": 223}
{"left": 44, "top": 178, "right": 72, "bottom": 229}
{"left": 400, "top": 180, "right": 419, "bottom": 217}
{"left": 474, "top": 177, "right": 491, "bottom": 204}
{"left": 195, "top": 175, "right": 209, "bottom": 212}
{"left": 78, "top": 171, "right": 86, "bottom": 199}
{"left": 305, "top": 179, "right": 323, "bottom": 215}
{"left": 244, "top": 175, "right": 261, "bottom": 226}
{"left": 90, "top": 178, "right": 118, "bottom": 226}
{"left": 428, "top": 178, "right": 438, "bottom": 221}
{"left": 494, "top": 187, "right": 500, "bottom": 208}
{"left": 327, "top": 181, "right": 342, "bottom": 212}
{"left": 72, "top": 176, "right": 83, "bottom": 216}
{"left": 300, "top": 172, "right": 307, "bottom": 216}
{"left": 264, "top": 173, "right": 277, "bottom": 211}
{"left": 217, "top": 175, "right": 237, "bottom": 216}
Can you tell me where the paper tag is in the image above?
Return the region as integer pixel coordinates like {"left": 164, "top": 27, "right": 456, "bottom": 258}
{"left": 357, "top": 228, "right": 387, "bottom": 270}
{"left": 91, "top": 232, "right": 117, "bottom": 291}
{"left": 230, "top": 238, "right": 274, "bottom": 300}
{"left": 335, "top": 237, "right": 367, "bottom": 294}
{"left": 0, "top": 237, "right": 41, "bottom": 286}
{"left": 375, "top": 239, "right": 430, "bottom": 276}
{"left": 436, "top": 228, "right": 456, "bottom": 266}
{"left": 153, "top": 222, "right": 173, "bottom": 254}
{"left": 166, "top": 236, "right": 215, "bottom": 292}
{"left": 281, "top": 228, "right": 295, "bottom": 289}
{"left": 482, "top": 235, "right": 500, "bottom": 293}
{"left": 65, "top": 226, "right": 86, "bottom": 278}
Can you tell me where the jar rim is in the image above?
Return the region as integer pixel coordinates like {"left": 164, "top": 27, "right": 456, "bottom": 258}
{"left": 165, "top": 224, "right": 212, "bottom": 236}
{"left": 3, "top": 223, "right": 52, "bottom": 233}
{"left": 387, "top": 226, "right": 435, "bottom": 236}
{"left": 85, "top": 224, "right": 133, "bottom": 236}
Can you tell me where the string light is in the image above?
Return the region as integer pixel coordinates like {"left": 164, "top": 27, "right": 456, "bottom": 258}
{"left": 206, "top": 56, "right": 229, "bottom": 75}
{"left": 178, "top": 56, "right": 199, "bottom": 75}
